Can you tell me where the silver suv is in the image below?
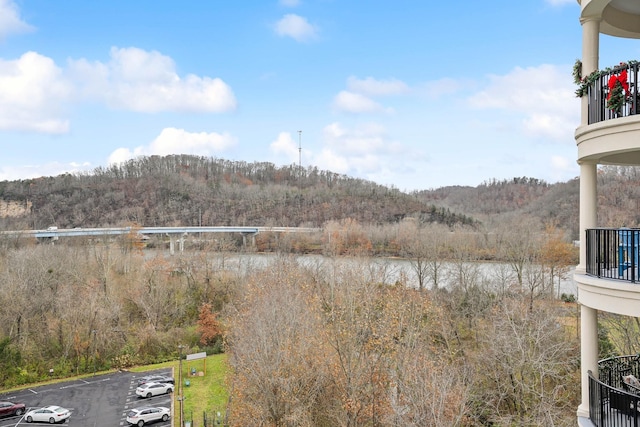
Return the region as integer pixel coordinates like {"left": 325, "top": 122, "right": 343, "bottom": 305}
{"left": 126, "top": 406, "right": 170, "bottom": 426}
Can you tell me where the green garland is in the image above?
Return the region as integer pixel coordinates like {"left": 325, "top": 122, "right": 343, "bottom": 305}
{"left": 572, "top": 59, "right": 638, "bottom": 98}
{"left": 607, "top": 72, "right": 628, "bottom": 114}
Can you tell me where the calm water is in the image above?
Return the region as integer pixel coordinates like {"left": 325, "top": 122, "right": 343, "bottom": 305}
{"left": 203, "top": 253, "right": 578, "bottom": 298}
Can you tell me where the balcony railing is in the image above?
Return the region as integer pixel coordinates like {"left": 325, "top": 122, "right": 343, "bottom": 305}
{"left": 589, "top": 355, "right": 640, "bottom": 426}
{"left": 586, "top": 228, "right": 640, "bottom": 283}
{"left": 586, "top": 61, "right": 640, "bottom": 124}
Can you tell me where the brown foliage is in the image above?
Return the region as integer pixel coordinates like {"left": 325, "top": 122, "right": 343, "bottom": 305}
{"left": 226, "top": 259, "right": 478, "bottom": 426}
{"left": 0, "top": 155, "right": 471, "bottom": 230}
{"left": 196, "top": 303, "right": 222, "bottom": 346}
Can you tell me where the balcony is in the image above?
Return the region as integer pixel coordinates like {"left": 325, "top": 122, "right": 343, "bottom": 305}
{"left": 589, "top": 355, "right": 640, "bottom": 426}
{"left": 583, "top": 61, "right": 640, "bottom": 125}
{"left": 586, "top": 228, "right": 640, "bottom": 283}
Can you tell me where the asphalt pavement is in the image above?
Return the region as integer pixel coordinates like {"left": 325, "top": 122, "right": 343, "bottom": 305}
{"left": 0, "top": 368, "right": 174, "bottom": 426}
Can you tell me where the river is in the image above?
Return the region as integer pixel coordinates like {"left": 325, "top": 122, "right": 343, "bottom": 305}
{"left": 202, "top": 252, "right": 578, "bottom": 298}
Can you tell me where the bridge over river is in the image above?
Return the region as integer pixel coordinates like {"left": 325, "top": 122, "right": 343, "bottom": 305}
{"left": 1, "top": 226, "right": 321, "bottom": 254}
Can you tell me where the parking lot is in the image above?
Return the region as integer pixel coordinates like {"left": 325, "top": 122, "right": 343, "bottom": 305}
{"left": 0, "top": 368, "right": 174, "bottom": 426}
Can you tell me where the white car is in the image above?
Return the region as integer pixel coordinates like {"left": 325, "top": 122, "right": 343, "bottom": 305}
{"left": 24, "top": 405, "right": 71, "bottom": 424}
{"left": 126, "top": 406, "right": 170, "bottom": 426}
{"left": 135, "top": 382, "right": 173, "bottom": 398}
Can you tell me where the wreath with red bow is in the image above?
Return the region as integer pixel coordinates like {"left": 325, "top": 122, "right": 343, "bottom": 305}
{"left": 607, "top": 69, "right": 630, "bottom": 114}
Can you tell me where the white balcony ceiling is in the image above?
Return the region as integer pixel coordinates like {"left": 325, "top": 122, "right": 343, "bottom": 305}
{"left": 582, "top": 0, "right": 640, "bottom": 37}
{"left": 609, "top": 0, "right": 640, "bottom": 15}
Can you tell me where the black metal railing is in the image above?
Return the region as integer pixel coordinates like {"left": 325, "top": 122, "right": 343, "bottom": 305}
{"left": 590, "top": 355, "right": 640, "bottom": 426}
{"left": 586, "top": 228, "right": 640, "bottom": 283}
{"left": 587, "top": 61, "right": 640, "bottom": 124}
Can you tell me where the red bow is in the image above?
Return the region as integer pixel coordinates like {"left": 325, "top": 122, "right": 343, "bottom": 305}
{"left": 607, "top": 69, "right": 629, "bottom": 101}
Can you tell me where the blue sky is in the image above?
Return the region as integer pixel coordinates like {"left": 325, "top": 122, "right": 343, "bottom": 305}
{"left": 0, "top": 0, "right": 614, "bottom": 191}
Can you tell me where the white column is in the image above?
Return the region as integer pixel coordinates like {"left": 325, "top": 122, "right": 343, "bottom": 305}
{"left": 576, "top": 12, "right": 601, "bottom": 422}
{"left": 577, "top": 161, "right": 597, "bottom": 274}
{"left": 577, "top": 304, "right": 598, "bottom": 418}
{"left": 581, "top": 17, "right": 599, "bottom": 74}
{"left": 580, "top": 17, "right": 600, "bottom": 126}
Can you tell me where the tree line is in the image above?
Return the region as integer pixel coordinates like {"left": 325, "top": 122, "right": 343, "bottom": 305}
{"left": 6, "top": 156, "right": 640, "bottom": 424}
{"left": 226, "top": 257, "right": 580, "bottom": 426}
{"left": 0, "top": 154, "right": 536, "bottom": 233}
{"left": 0, "top": 215, "right": 586, "bottom": 425}
{"left": 5, "top": 156, "right": 640, "bottom": 243}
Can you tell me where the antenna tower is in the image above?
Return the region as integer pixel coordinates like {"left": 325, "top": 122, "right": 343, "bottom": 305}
{"left": 298, "top": 130, "right": 302, "bottom": 189}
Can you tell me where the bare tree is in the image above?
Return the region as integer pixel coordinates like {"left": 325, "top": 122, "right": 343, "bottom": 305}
{"left": 226, "top": 263, "right": 329, "bottom": 427}
{"left": 382, "top": 286, "right": 473, "bottom": 426}
{"left": 474, "top": 298, "right": 580, "bottom": 426}
{"left": 496, "top": 216, "right": 543, "bottom": 288}
{"left": 396, "top": 220, "right": 449, "bottom": 291}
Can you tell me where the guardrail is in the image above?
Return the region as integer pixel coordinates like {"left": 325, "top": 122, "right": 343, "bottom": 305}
{"left": 585, "top": 61, "right": 640, "bottom": 124}
{"left": 589, "top": 355, "right": 640, "bottom": 426}
{"left": 0, "top": 226, "right": 321, "bottom": 239}
{"left": 586, "top": 228, "right": 640, "bottom": 283}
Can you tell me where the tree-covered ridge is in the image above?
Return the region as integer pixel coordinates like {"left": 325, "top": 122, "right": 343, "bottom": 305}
{"left": 0, "top": 155, "right": 477, "bottom": 231}
{"left": 415, "top": 177, "right": 553, "bottom": 215}
{"left": 7, "top": 157, "right": 640, "bottom": 240}
{"left": 415, "top": 177, "right": 581, "bottom": 239}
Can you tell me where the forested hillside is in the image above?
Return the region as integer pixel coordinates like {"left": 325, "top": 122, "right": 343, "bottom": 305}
{"left": 0, "top": 155, "right": 477, "bottom": 231}
{"left": 416, "top": 167, "right": 640, "bottom": 239}
{"left": 2, "top": 155, "right": 640, "bottom": 239}
{"left": 415, "top": 177, "right": 580, "bottom": 238}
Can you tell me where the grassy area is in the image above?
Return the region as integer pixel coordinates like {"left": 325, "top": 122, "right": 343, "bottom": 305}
{"left": 174, "top": 354, "right": 229, "bottom": 426}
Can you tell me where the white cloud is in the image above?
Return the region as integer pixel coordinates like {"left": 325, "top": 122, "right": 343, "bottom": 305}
{"left": 523, "top": 113, "right": 574, "bottom": 141}
{"left": 274, "top": 14, "right": 318, "bottom": 42}
{"left": 0, "top": 161, "right": 93, "bottom": 181}
{"left": 269, "top": 132, "right": 299, "bottom": 162}
{"left": 0, "top": 52, "right": 72, "bottom": 133}
{"left": 108, "top": 127, "right": 237, "bottom": 165}
{"left": 108, "top": 148, "right": 136, "bottom": 166}
{"left": 317, "top": 122, "right": 421, "bottom": 187}
{"left": 0, "top": 0, "right": 34, "bottom": 41}
{"left": 323, "top": 122, "right": 389, "bottom": 155}
{"left": 419, "top": 77, "right": 463, "bottom": 99}
{"left": 551, "top": 155, "right": 572, "bottom": 171}
{"left": 315, "top": 148, "right": 350, "bottom": 174}
{"left": 333, "top": 91, "right": 391, "bottom": 114}
{"left": 346, "top": 76, "right": 409, "bottom": 96}
{"left": 550, "top": 155, "right": 577, "bottom": 181}
{"left": 466, "top": 64, "right": 579, "bottom": 142}
{"left": 69, "top": 47, "right": 237, "bottom": 113}
{"left": 333, "top": 76, "right": 407, "bottom": 114}
{"left": 0, "top": 46, "right": 236, "bottom": 135}
{"left": 269, "top": 123, "right": 405, "bottom": 178}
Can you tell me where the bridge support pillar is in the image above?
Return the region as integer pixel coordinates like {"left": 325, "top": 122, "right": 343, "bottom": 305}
{"left": 167, "top": 233, "right": 186, "bottom": 255}
{"left": 240, "top": 232, "right": 257, "bottom": 249}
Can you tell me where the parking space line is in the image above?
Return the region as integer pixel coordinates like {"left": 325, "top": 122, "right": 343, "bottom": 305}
{"left": 1, "top": 371, "right": 161, "bottom": 426}
{"left": 59, "top": 377, "right": 111, "bottom": 389}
